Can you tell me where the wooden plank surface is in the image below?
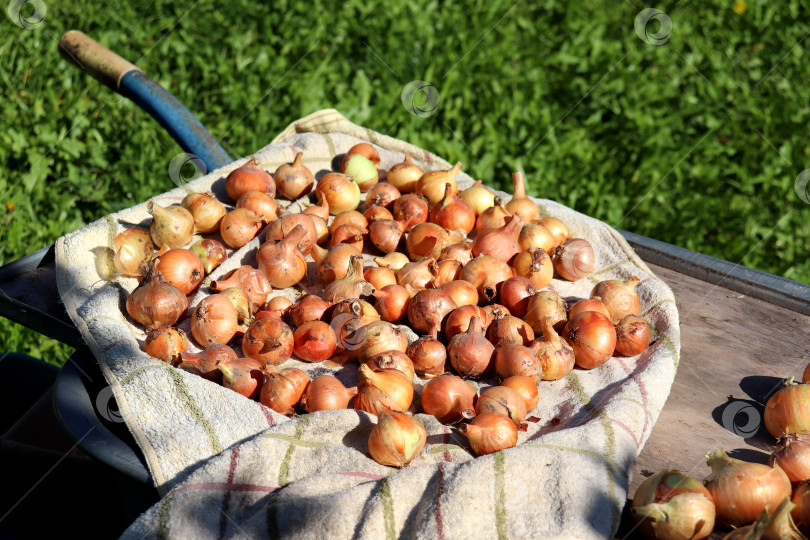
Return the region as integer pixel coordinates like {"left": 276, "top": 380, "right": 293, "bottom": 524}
{"left": 616, "top": 262, "right": 810, "bottom": 539}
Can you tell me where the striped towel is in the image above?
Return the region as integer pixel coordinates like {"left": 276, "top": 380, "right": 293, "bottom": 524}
{"left": 55, "top": 109, "right": 679, "bottom": 539}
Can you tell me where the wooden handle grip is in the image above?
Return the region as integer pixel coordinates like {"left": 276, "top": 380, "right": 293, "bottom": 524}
{"left": 59, "top": 30, "right": 139, "bottom": 89}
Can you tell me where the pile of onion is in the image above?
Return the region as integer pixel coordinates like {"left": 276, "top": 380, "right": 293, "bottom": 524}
{"left": 129, "top": 152, "right": 660, "bottom": 466}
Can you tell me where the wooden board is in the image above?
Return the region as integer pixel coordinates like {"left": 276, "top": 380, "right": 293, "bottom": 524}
{"left": 616, "top": 262, "right": 810, "bottom": 539}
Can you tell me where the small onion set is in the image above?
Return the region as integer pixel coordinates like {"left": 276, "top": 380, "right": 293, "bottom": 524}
{"left": 123, "top": 144, "right": 660, "bottom": 468}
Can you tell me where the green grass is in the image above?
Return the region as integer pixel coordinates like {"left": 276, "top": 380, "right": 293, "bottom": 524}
{"left": 1, "top": 0, "right": 809, "bottom": 366}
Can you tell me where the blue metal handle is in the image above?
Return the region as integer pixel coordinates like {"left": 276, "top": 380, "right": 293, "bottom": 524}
{"left": 119, "top": 71, "right": 231, "bottom": 171}
{"left": 59, "top": 30, "right": 231, "bottom": 171}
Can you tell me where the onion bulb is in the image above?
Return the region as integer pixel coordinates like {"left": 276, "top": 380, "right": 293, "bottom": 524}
{"left": 552, "top": 238, "right": 595, "bottom": 281}
{"left": 519, "top": 222, "right": 555, "bottom": 253}
{"left": 538, "top": 217, "right": 570, "bottom": 248}
{"left": 421, "top": 374, "right": 476, "bottom": 424}
{"left": 460, "top": 255, "right": 514, "bottom": 304}
{"left": 365, "top": 350, "right": 415, "bottom": 382}
{"left": 591, "top": 277, "right": 641, "bottom": 324}
{"left": 534, "top": 316, "right": 575, "bottom": 381}
{"left": 189, "top": 238, "right": 227, "bottom": 275}
{"left": 114, "top": 228, "right": 155, "bottom": 278}
{"left": 501, "top": 375, "right": 539, "bottom": 412}
{"left": 525, "top": 291, "right": 568, "bottom": 334}
{"left": 359, "top": 319, "right": 409, "bottom": 359}
{"left": 256, "top": 225, "right": 308, "bottom": 289}
{"left": 343, "top": 142, "right": 380, "bottom": 168}
{"left": 429, "top": 183, "right": 476, "bottom": 234}
{"left": 487, "top": 313, "right": 535, "bottom": 347}
{"left": 218, "top": 357, "right": 263, "bottom": 399}
{"left": 386, "top": 154, "right": 423, "bottom": 193}
{"left": 568, "top": 297, "right": 610, "bottom": 321}
{"left": 310, "top": 215, "right": 329, "bottom": 246}
{"left": 511, "top": 248, "right": 553, "bottom": 290}
{"left": 458, "top": 412, "right": 518, "bottom": 456}
{"left": 494, "top": 343, "right": 542, "bottom": 379}
{"left": 242, "top": 317, "right": 294, "bottom": 366}
{"left": 303, "top": 192, "right": 330, "bottom": 221}
{"left": 406, "top": 222, "right": 450, "bottom": 261}
{"left": 144, "top": 327, "right": 187, "bottom": 365}
{"left": 369, "top": 219, "right": 405, "bottom": 254}
{"left": 220, "top": 208, "right": 264, "bottom": 249}
{"left": 260, "top": 367, "right": 310, "bottom": 415}
{"left": 417, "top": 161, "right": 462, "bottom": 205}
{"left": 219, "top": 287, "right": 252, "bottom": 323}
{"left": 445, "top": 305, "right": 489, "bottom": 341}
{"left": 764, "top": 378, "right": 810, "bottom": 438}
{"left": 365, "top": 182, "right": 401, "bottom": 210}
{"left": 331, "top": 299, "right": 379, "bottom": 327}
{"left": 631, "top": 470, "right": 715, "bottom": 540}
{"left": 303, "top": 375, "right": 358, "bottom": 413}
{"left": 342, "top": 153, "right": 379, "bottom": 192}
{"left": 392, "top": 193, "right": 429, "bottom": 232}
{"left": 504, "top": 172, "right": 541, "bottom": 222}
{"left": 263, "top": 296, "right": 293, "bottom": 320}
{"left": 154, "top": 248, "right": 204, "bottom": 295}
{"left": 178, "top": 344, "right": 236, "bottom": 382}
{"left": 771, "top": 433, "right": 810, "bottom": 483}
{"left": 475, "top": 386, "right": 527, "bottom": 427}
{"left": 722, "top": 497, "right": 806, "bottom": 540}
{"left": 236, "top": 191, "right": 280, "bottom": 223}
{"left": 562, "top": 311, "right": 616, "bottom": 369}
{"left": 406, "top": 337, "right": 446, "bottom": 378}
{"left": 364, "top": 205, "right": 394, "bottom": 223}
{"left": 211, "top": 265, "right": 272, "bottom": 312}
{"left": 265, "top": 213, "right": 318, "bottom": 256}
{"left": 181, "top": 192, "right": 226, "bottom": 233}
{"left": 368, "top": 412, "right": 426, "bottom": 467}
{"left": 476, "top": 197, "right": 511, "bottom": 234}
{"left": 374, "top": 252, "right": 410, "bottom": 272}
{"left": 313, "top": 243, "right": 362, "bottom": 285}
{"left": 792, "top": 482, "right": 810, "bottom": 535}
{"left": 460, "top": 180, "right": 496, "bottom": 216}
{"left": 615, "top": 315, "right": 652, "bottom": 357}
{"left": 407, "top": 288, "right": 457, "bottom": 338}
{"left": 147, "top": 201, "right": 194, "bottom": 249}
{"left": 396, "top": 258, "right": 438, "bottom": 290}
{"left": 703, "top": 448, "right": 791, "bottom": 528}
{"left": 447, "top": 316, "right": 494, "bottom": 377}
{"left": 498, "top": 276, "right": 536, "bottom": 319}
{"left": 374, "top": 284, "right": 413, "bottom": 324}
{"left": 440, "top": 280, "right": 479, "bottom": 308}
{"left": 330, "top": 223, "right": 366, "bottom": 252}
{"left": 126, "top": 264, "right": 188, "bottom": 329}
{"left": 439, "top": 240, "right": 474, "bottom": 266}
{"left": 316, "top": 172, "right": 361, "bottom": 215}
{"left": 472, "top": 214, "right": 523, "bottom": 263}
{"left": 355, "top": 363, "right": 413, "bottom": 416}
{"left": 274, "top": 151, "right": 314, "bottom": 200}
{"left": 322, "top": 255, "right": 375, "bottom": 305}
{"left": 191, "top": 294, "right": 238, "bottom": 346}
{"left": 225, "top": 157, "right": 275, "bottom": 201}
{"left": 293, "top": 321, "right": 337, "bottom": 363}
{"left": 364, "top": 266, "right": 397, "bottom": 290}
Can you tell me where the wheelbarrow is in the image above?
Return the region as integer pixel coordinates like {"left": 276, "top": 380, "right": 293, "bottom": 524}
{"left": 1, "top": 31, "right": 809, "bottom": 538}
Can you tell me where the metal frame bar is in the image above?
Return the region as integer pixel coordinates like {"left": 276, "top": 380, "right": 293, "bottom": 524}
{"left": 619, "top": 229, "right": 810, "bottom": 316}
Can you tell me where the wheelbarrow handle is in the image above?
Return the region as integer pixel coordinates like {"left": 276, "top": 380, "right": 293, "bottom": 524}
{"left": 58, "top": 30, "right": 231, "bottom": 172}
